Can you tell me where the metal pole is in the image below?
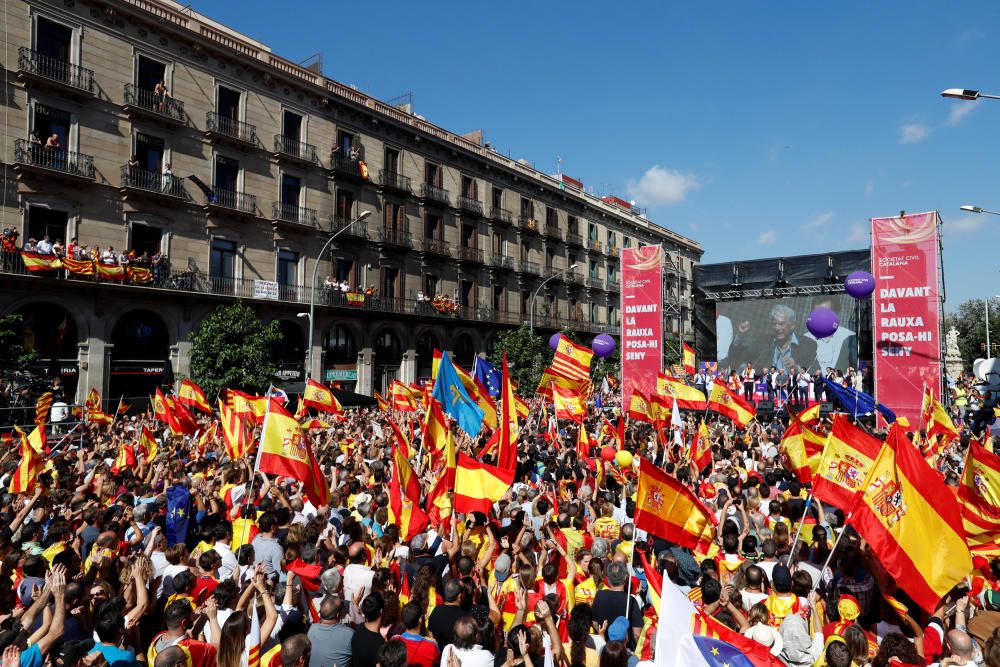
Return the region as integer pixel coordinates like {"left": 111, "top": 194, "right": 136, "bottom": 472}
{"left": 787, "top": 494, "right": 813, "bottom": 561}
{"left": 987, "top": 299, "right": 991, "bottom": 357}
{"left": 305, "top": 213, "right": 369, "bottom": 380}
{"left": 529, "top": 271, "right": 562, "bottom": 334}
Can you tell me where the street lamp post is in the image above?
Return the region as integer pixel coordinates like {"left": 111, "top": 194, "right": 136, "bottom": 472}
{"left": 941, "top": 88, "right": 1000, "bottom": 101}
{"left": 529, "top": 263, "right": 577, "bottom": 333}
{"left": 300, "top": 210, "right": 371, "bottom": 381}
{"left": 961, "top": 205, "right": 1000, "bottom": 216}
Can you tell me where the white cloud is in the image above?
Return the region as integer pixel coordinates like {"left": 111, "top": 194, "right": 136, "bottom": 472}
{"left": 951, "top": 214, "right": 988, "bottom": 233}
{"left": 847, "top": 224, "right": 868, "bottom": 244}
{"left": 900, "top": 122, "right": 930, "bottom": 144}
{"left": 946, "top": 103, "right": 977, "bottom": 127}
{"left": 625, "top": 165, "right": 701, "bottom": 206}
{"left": 865, "top": 179, "right": 874, "bottom": 197}
{"left": 804, "top": 211, "right": 834, "bottom": 230}
{"left": 757, "top": 229, "right": 777, "bottom": 245}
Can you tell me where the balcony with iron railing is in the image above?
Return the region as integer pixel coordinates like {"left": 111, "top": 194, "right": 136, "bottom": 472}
{"left": 517, "top": 259, "right": 541, "bottom": 275}
{"left": 605, "top": 277, "right": 620, "bottom": 291}
{"left": 585, "top": 275, "right": 602, "bottom": 289}
{"left": 420, "top": 183, "right": 451, "bottom": 206}
{"left": 544, "top": 224, "right": 563, "bottom": 241}
{"left": 205, "top": 112, "right": 257, "bottom": 146}
{"left": 488, "top": 254, "right": 514, "bottom": 270}
{"left": 271, "top": 202, "right": 318, "bottom": 227}
{"left": 327, "top": 216, "right": 369, "bottom": 238}
{"left": 455, "top": 246, "right": 483, "bottom": 263}
{"left": 206, "top": 188, "right": 257, "bottom": 216}
{"left": 376, "top": 228, "right": 413, "bottom": 248}
{"left": 588, "top": 239, "right": 603, "bottom": 253}
{"left": 517, "top": 215, "right": 540, "bottom": 233}
{"left": 564, "top": 270, "right": 582, "bottom": 285}
{"left": 273, "top": 135, "right": 318, "bottom": 164}
{"left": 419, "top": 237, "right": 451, "bottom": 257}
{"left": 457, "top": 195, "right": 483, "bottom": 216}
{"left": 489, "top": 206, "right": 513, "bottom": 224}
{"left": 13, "top": 139, "right": 95, "bottom": 179}
{"left": 607, "top": 245, "right": 620, "bottom": 258}
{"left": 120, "top": 166, "right": 190, "bottom": 200}
{"left": 17, "top": 48, "right": 94, "bottom": 94}
{"left": 122, "top": 85, "right": 185, "bottom": 126}
{"left": 566, "top": 232, "right": 583, "bottom": 246}
{"left": 379, "top": 169, "right": 411, "bottom": 193}
{"left": 331, "top": 154, "right": 364, "bottom": 179}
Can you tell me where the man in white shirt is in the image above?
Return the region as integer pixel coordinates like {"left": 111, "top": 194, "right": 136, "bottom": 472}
{"left": 342, "top": 542, "right": 374, "bottom": 624}
{"left": 36, "top": 236, "right": 53, "bottom": 255}
{"left": 210, "top": 523, "right": 239, "bottom": 581}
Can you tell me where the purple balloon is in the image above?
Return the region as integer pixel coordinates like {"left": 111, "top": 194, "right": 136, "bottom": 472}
{"left": 844, "top": 271, "right": 876, "bottom": 299}
{"left": 549, "top": 333, "right": 562, "bottom": 351}
{"left": 592, "top": 333, "right": 616, "bottom": 358}
{"left": 807, "top": 307, "right": 839, "bottom": 339}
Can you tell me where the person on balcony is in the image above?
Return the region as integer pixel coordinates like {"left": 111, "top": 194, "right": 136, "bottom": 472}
{"left": 36, "top": 235, "right": 53, "bottom": 256}
{"left": 45, "top": 133, "right": 61, "bottom": 150}
{"left": 162, "top": 162, "right": 174, "bottom": 193}
{"left": 101, "top": 246, "right": 116, "bottom": 264}
{"left": 349, "top": 144, "right": 360, "bottom": 161}
{"left": 23, "top": 237, "right": 37, "bottom": 252}
{"left": 153, "top": 80, "right": 168, "bottom": 111}
{"left": 52, "top": 238, "right": 64, "bottom": 257}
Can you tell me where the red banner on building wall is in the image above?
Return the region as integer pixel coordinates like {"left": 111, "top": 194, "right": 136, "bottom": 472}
{"left": 871, "top": 211, "right": 941, "bottom": 424}
{"left": 621, "top": 245, "right": 664, "bottom": 403}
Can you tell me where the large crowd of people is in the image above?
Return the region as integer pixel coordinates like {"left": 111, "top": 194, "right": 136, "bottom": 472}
{"left": 0, "top": 364, "right": 996, "bottom": 667}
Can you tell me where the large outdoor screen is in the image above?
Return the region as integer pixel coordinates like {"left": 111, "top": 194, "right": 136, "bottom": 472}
{"left": 715, "top": 293, "right": 858, "bottom": 374}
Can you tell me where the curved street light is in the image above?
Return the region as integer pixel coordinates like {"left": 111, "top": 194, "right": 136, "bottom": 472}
{"left": 529, "top": 263, "right": 577, "bottom": 333}
{"left": 941, "top": 88, "right": 1000, "bottom": 101}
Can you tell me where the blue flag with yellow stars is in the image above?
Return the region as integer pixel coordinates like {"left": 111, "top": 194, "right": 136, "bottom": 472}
{"left": 165, "top": 483, "right": 191, "bottom": 546}
{"left": 473, "top": 357, "right": 501, "bottom": 398}
{"left": 432, "top": 350, "right": 485, "bottom": 436}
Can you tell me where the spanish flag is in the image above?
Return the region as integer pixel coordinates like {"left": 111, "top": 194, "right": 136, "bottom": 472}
{"left": 255, "top": 400, "right": 329, "bottom": 507}
{"left": 391, "top": 443, "right": 422, "bottom": 512}
{"left": 165, "top": 395, "right": 199, "bottom": 435}
{"left": 96, "top": 262, "right": 125, "bottom": 280}
{"left": 454, "top": 453, "right": 514, "bottom": 516}
{"left": 34, "top": 392, "right": 53, "bottom": 427}
{"left": 552, "top": 385, "right": 586, "bottom": 423}
{"left": 628, "top": 390, "right": 653, "bottom": 422}
{"left": 803, "top": 421, "right": 827, "bottom": 475}
{"left": 85, "top": 388, "right": 113, "bottom": 425}
{"left": 112, "top": 443, "right": 137, "bottom": 474}
{"left": 552, "top": 335, "right": 594, "bottom": 382}
{"left": 707, "top": 383, "right": 755, "bottom": 428}
{"left": 849, "top": 425, "right": 972, "bottom": 612}
{"left": 796, "top": 403, "right": 822, "bottom": 425}
{"left": 812, "top": 414, "right": 883, "bottom": 511}
{"left": 921, "top": 386, "right": 959, "bottom": 445}
{"left": 20, "top": 252, "right": 61, "bottom": 272}
{"left": 958, "top": 440, "right": 1000, "bottom": 556}
{"left": 390, "top": 381, "right": 418, "bottom": 412}
{"left": 9, "top": 428, "right": 43, "bottom": 493}
{"left": 388, "top": 447, "right": 429, "bottom": 541}
{"left": 690, "top": 420, "right": 712, "bottom": 471}
{"left": 152, "top": 388, "right": 169, "bottom": 422}
{"left": 139, "top": 426, "right": 158, "bottom": 464}
{"left": 635, "top": 457, "right": 716, "bottom": 554}
{"left": 426, "top": 424, "right": 457, "bottom": 532}
{"left": 495, "top": 354, "right": 518, "bottom": 472}
{"left": 576, "top": 416, "right": 590, "bottom": 460}
{"left": 780, "top": 417, "right": 813, "bottom": 485}
{"left": 682, "top": 342, "right": 696, "bottom": 375}
{"left": 657, "top": 374, "right": 707, "bottom": 411}
{"left": 230, "top": 390, "right": 268, "bottom": 424}
{"left": 374, "top": 391, "right": 390, "bottom": 412}
{"left": 650, "top": 393, "right": 674, "bottom": 424}
{"left": 303, "top": 379, "right": 343, "bottom": 413}
{"left": 177, "top": 379, "right": 212, "bottom": 414}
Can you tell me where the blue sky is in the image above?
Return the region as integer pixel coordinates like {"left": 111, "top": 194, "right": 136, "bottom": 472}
{"left": 206, "top": 1, "right": 1000, "bottom": 309}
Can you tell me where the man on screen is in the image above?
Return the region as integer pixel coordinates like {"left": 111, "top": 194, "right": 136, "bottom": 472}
{"left": 729, "top": 303, "right": 816, "bottom": 374}
{"left": 805, "top": 298, "right": 856, "bottom": 372}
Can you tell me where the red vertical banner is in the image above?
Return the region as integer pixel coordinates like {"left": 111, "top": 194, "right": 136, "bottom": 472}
{"left": 871, "top": 211, "right": 941, "bottom": 424}
{"left": 621, "top": 245, "right": 664, "bottom": 403}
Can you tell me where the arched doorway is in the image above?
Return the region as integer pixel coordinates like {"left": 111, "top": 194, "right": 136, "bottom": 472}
{"left": 10, "top": 302, "right": 80, "bottom": 411}
{"left": 275, "top": 320, "right": 305, "bottom": 385}
{"left": 373, "top": 328, "right": 402, "bottom": 394}
{"left": 415, "top": 330, "right": 439, "bottom": 383}
{"left": 453, "top": 333, "right": 476, "bottom": 369}
{"left": 109, "top": 309, "right": 170, "bottom": 401}
{"left": 323, "top": 324, "right": 358, "bottom": 392}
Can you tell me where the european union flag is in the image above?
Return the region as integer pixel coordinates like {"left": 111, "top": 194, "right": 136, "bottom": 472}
{"left": 473, "top": 357, "right": 501, "bottom": 398}
{"left": 165, "top": 484, "right": 191, "bottom": 546}
{"left": 820, "top": 375, "right": 896, "bottom": 422}
{"left": 432, "top": 350, "right": 485, "bottom": 436}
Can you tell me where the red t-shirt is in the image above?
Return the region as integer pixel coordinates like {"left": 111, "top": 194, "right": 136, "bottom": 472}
{"left": 400, "top": 632, "right": 441, "bottom": 667}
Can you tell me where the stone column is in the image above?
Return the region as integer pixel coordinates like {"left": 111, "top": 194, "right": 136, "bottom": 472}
{"left": 357, "top": 348, "right": 373, "bottom": 395}
{"left": 401, "top": 349, "right": 417, "bottom": 385}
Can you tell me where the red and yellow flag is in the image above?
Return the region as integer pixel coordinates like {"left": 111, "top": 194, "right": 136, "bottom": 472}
{"left": 849, "top": 425, "right": 972, "bottom": 612}
{"left": 552, "top": 335, "right": 594, "bottom": 383}
{"left": 536, "top": 365, "right": 592, "bottom": 398}
{"left": 152, "top": 388, "right": 169, "bottom": 422}
{"left": 576, "top": 416, "right": 590, "bottom": 460}
{"left": 921, "top": 386, "right": 959, "bottom": 446}
{"left": 657, "top": 374, "right": 707, "bottom": 411}
{"left": 139, "top": 426, "right": 158, "bottom": 464}
{"left": 813, "top": 414, "right": 883, "bottom": 511}
{"left": 635, "top": 457, "right": 717, "bottom": 554}
{"left": 780, "top": 417, "right": 813, "bottom": 485}
{"left": 255, "top": 401, "right": 329, "bottom": 507}
{"left": 9, "top": 427, "right": 43, "bottom": 493}
{"left": 796, "top": 404, "right": 822, "bottom": 425}
{"left": 177, "top": 379, "right": 212, "bottom": 414}
{"left": 34, "top": 392, "right": 53, "bottom": 427}
{"left": 20, "top": 252, "right": 62, "bottom": 272}
{"left": 958, "top": 441, "right": 1000, "bottom": 556}
{"left": 165, "top": 395, "right": 199, "bottom": 435}
{"left": 230, "top": 390, "right": 268, "bottom": 424}
{"left": 303, "top": 379, "right": 343, "bottom": 413}
{"left": 388, "top": 447, "right": 429, "bottom": 541}
{"left": 707, "top": 383, "right": 755, "bottom": 428}
{"left": 690, "top": 420, "right": 712, "bottom": 471}
{"left": 628, "top": 390, "right": 653, "bottom": 422}
{"left": 374, "top": 391, "right": 390, "bottom": 412}
{"left": 495, "top": 354, "right": 518, "bottom": 472}
{"left": 19, "top": 424, "right": 46, "bottom": 455}
{"left": 389, "top": 381, "right": 418, "bottom": 412}
{"left": 427, "top": 421, "right": 457, "bottom": 532}
{"left": 552, "top": 385, "right": 586, "bottom": 423}
{"left": 454, "top": 453, "right": 514, "bottom": 516}
{"left": 682, "top": 343, "right": 696, "bottom": 375}
{"left": 112, "top": 443, "right": 137, "bottom": 474}
{"left": 219, "top": 401, "right": 250, "bottom": 460}
{"left": 85, "top": 388, "right": 113, "bottom": 425}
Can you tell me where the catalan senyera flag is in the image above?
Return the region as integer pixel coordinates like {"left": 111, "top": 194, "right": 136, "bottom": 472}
{"left": 629, "top": 390, "right": 653, "bottom": 422}
{"left": 19, "top": 424, "right": 46, "bottom": 455}
{"left": 958, "top": 441, "right": 1000, "bottom": 556}
{"left": 921, "top": 386, "right": 959, "bottom": 445}
{"left": 390, "top": 381, "right": 418, "bottom": 412}
{"left": 657, "top": 374, "right": 707, "bottom": 411}
{"left": 139, "top": 426, "right": 158, "bottom": 464}
{"left": 177, "top": 379, "right": 212, "bottom": 414}
{"left": 849, "top": 425, "right": 972, "bottom": 613}
{"left": 690, "top": 420, "right": 712, "bottom": 471}
{"left": 84, "top": 388, "right": 113, "bottom": 425}
{"left": 707, "top": 383, "right": 755, "bottom": 428}
{"left": 9, "top": 428, "right": 43, "bottom": 493}
{"left": 255, "top": 400, "right": 329, "bottom": 507}
{"left": 536, "top": 366, "right": 592, "bottom": 397}
{"left": 635, "top": 457, "right": 717, "bottom": 554}
{"left": 454, "top": 453, "right": 514, "bottom": 516}
{"left": 303, "top": 379, "right": 343, "bottom": 413}
{"left": 812, "top": 414, "right": 884, "bottom": 511}
{"left": 553, "top": 335, "right": 594, "bottom": 383}
{"left": 34, "top": 392, "right": 53, "bottom": 427}
{"left": 552, "top": 385, "right": 586, "bottom": 423}
{"left": 682, "top": 343, "right": 696, "bottom": 375}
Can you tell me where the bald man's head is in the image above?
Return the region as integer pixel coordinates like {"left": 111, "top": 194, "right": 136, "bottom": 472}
{"left": 946, "top": 630, "right": 973, "bottom": 660}
{"left": 319, "top": 595, "right": 345, "bottom": 622}
{"left": 154, "top": 646, "right": 187, "bottom": 667}
{"left": 348, "top": 542, "right": 366, "bottom": 563}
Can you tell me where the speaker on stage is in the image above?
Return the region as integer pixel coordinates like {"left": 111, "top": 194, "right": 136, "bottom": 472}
{"left": 756, "top": 399, "right": 774, "bottom": 419}
{"left": 819, "top": 402, "right": 835, "bottom": 418}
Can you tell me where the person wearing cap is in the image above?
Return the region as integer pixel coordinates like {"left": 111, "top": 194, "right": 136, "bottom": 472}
{"left": 744, "top": 602, "right": 784, "bottom": 656}
{"left": 765, "top": 563, "right": 806, "bottom": 627}
{"left": 601, "top": 616, "right": 641, "bottom": 667}
{"left": 824, "top": 594, "right": 863, "bottom": 639}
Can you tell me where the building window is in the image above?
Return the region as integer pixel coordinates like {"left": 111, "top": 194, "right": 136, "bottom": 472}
{"left": 520, "top": 197, "right": 534, "bottom": 219}
{"left": 608, "top": 304, "right": 618, "bottom": 325}
{"left": 384, "top": 147, "right": 399, "bottom": 173}
{"left": 282, "top": 109, "right": 302, "bottom": 142}
{"left": 608, "top": 264, "right": 618, "bottom": 281}
{"left": 134, "top": 132, "right": 165, "bottom": 173}
{"left": 31, "top": 103, "right": 71, "bottom": 150}
{"left": 568, "top": 216, "right": 578, "bottom": 234}
{"left": 34, "top": 16, "right": 73, "bottom": 64}
{"left": 337, "top": 130, "right": 354, "bottom": 157}
{"left": 588, "top": 259, "right": 598, "bottom": 279}
{"left": 424, "top": 274, "right": 439, "bottom": 297}
{"left": 384, "top": 202, "right": 406, "bottom": 231}
{"left": 216, "top": 86, "right": 241, "bottom": 123}
{"left": 568, "top": 253, "right": 578, "bottom": 269}
{"left": 461, "top": 224, "right": 476, "bottom": 249}
{"left": 27, "top": 207, "right": 68, "bottom": 244}
{"left": 277, "top": 250, "right": 298, "bottom": 286}
{"left": 214, "top": 155, "right": 239, "bottom": 192}
{"left": 210, "top": 239, "right": 237, "bottom": 280}
{"left": 381, "top": 267, "right": 399, "bottom": 300}
{"left": 521, "top": 290, "right": 530, "bottom": 316}
{"left": 424, "top": 213, "right": 441, "bottom": 240}
{"left": 588, "top": 222, "right": 598, "bottom": 242}
{"left": 590, "top": 302, "right": 599, "bottom": 323}
{"left": 425, "top": 162, "right": 442, "bottom": 187}
{"left": 334, "top": 258, "right": 354, "bottom": 284}
{"left": 335, "top": 189, "right": 354, "bottom": 219}
{"left": 546, "top": 207, "right": 557, "bottom": 228}
{"left": 324, "top": 325, "right": 357, "bottom": 363}
{"left": 492, "top": 187, "right": 504, "bottom": 209}
{"left": 135, "top": 55, "right": 167, "bottom": 92}
{"left": 460, "top": 280, "right": 475, "bottom": 307}
{"left": 461, "top": 175, "right": 477, "bottom": 198}
{"left": 280, "top": 173, "right": 302, "bottom": 207}
{"left": 131, "top": 225, "right": 162, "bottom": 256}
{"left": 545, "top": 247, "right": 555, "bottom": 269}
{"left": 624, "top": 236, "right": 632, "bottom": 248}
{"left": 606, "top": 230, "right": 616, "bottom": 249}
{"left": 492, "top": 285, "right": 504, "bottom": 312}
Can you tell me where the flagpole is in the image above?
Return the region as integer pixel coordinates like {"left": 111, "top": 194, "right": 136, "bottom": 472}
{"left": 787, "top": 494, "right": 813, "bottom": 561}
{"left": 819, "top": 517, "right": 850, "bottom": 587}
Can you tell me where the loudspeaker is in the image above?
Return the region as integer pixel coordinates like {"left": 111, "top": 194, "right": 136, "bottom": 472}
{"left": 755, "top": 399, "right": 774, "bottom": 416}
{"left": 819, "top": 401, "right": 835, "bottom": 418}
